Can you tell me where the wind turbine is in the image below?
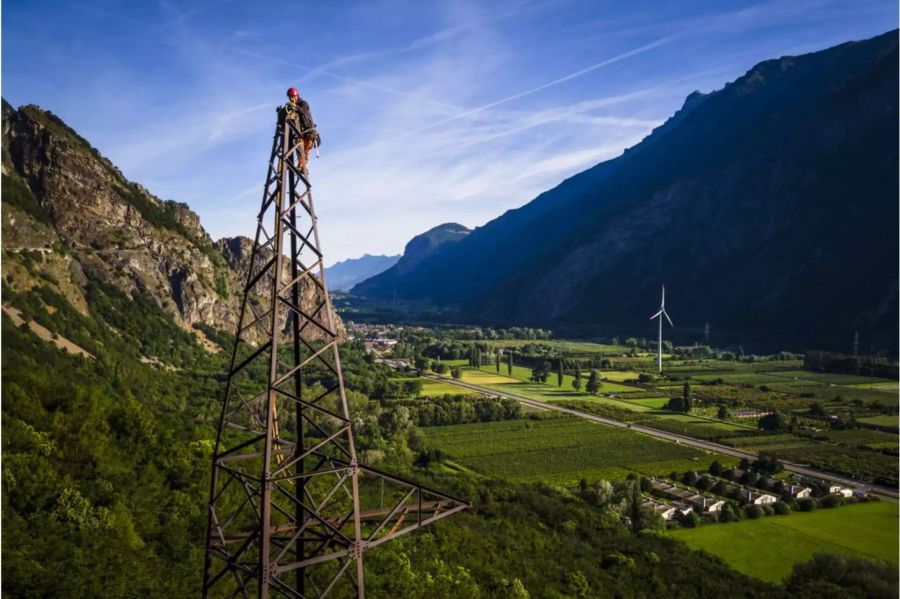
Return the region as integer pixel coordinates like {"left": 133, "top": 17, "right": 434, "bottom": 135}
{"left": 649, "top": 285, "right": 674, "bottom": 373}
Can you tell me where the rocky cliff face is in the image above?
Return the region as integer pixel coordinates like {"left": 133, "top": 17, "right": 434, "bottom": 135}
{"left": 2, "top": 101, "right": 341, "bottom": 350}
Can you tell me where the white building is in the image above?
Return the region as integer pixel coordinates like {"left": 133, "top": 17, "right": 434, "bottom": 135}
{"left": 788, "top": 484, "right": 812, "bottom": 499}
{"left": 739, "top": 488, "right": 777, "bottom": 505}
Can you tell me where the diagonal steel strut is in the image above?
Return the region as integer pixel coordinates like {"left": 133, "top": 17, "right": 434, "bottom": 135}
{"left": 202, "top": 101, "right": 467, "bottom": 599}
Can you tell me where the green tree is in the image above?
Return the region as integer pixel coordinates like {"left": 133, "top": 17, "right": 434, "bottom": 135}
{"left": 557, "top": 360, "right": 564, "bottom": 387}
{"left": 530, "top": 361, "right": 550, "bottom": 383}
{"left": 666, "top": 396, "right": 684, "bottom": 412}
{"left": 495, "top": 351, "right": 501, "bottom": 373}
{"left": 629, "top": 476, "right": 644, "bottom": 532}
{"left": 682, "top": 381, "right": 693, "bottom": 413}
{"left": 585, "top": 370, "right": 601, "bottom": 395}
{"left": 507, "top": 353, "right": 513, "bottom": 376}
{"left": 572, "top": 369, "right": 582, "bottom": 391}
{"left": 451, "top": 367, "right": 462, "bottom": 380}
{"left": 758, "top": 411, "right": 787, "bottom": 432}
{"left": 402, "top": 380, "right": 423, "bottom": 397}
{"left": 717, "top": 405, "right": 728, "bottom": 420}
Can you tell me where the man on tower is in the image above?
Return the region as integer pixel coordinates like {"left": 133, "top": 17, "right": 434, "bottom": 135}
{"left": 285, "top": 87, "right": 321, "bottom": 170}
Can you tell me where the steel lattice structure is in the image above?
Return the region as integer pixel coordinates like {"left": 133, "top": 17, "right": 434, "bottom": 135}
{"left": 203, "top": 103, "right": 467, "bottom": 599}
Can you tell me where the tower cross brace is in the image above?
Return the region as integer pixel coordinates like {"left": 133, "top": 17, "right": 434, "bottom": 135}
{"left": 202, "top": 102, "right": 466, "bottom": 599}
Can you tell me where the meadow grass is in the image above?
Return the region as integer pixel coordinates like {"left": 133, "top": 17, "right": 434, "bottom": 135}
{"left": 669, "top": 502, "right": 899, "bottom": 583}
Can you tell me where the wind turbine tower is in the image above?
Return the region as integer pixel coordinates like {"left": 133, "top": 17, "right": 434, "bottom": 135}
{"left": 649, "top": 285, "right": 674, "bottom": 373}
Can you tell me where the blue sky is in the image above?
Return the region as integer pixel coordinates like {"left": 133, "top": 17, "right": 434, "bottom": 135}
{"left": 3, "top": 1, "right": 896, "bottom": 263}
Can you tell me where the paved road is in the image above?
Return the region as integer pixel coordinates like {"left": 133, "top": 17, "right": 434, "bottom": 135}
{"left": 423, "top": 374, "right": 899, "bottom": 501}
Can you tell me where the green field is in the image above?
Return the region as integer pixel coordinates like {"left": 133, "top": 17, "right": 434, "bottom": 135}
{"left": 627, "top": 397, "right": 670, "bottom": 409}
{"left": 859, "top": 415, "right": 899, "bottom": 430}
{"left": 424, "top": 417, "right": 728, "bottom": 484}
{"left": 419, "top": 378, "right": 479, "bottom": 396}
{"left": 776, "top": 370, "right": 890, "bottom": 385}
{"left": 483, "top": 339, "right": 626, "bottom": 354}
{"left": 670, "top": 502, "right": 899, "bottom": 583}
{"left": 474, "top": 364, "right": 641, "bottom": 397}
{"left": 824, "top": 428, "right": 898, "bottom": 450}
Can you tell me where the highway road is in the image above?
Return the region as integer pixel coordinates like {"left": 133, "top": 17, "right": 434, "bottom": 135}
{"left": 422, "top": 373, "right": 899, "bottom": 501}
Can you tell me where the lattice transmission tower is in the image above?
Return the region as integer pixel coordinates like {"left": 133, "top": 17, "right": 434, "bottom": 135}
{"left": 203, "top": 101, "right": 467, "bottom": 598}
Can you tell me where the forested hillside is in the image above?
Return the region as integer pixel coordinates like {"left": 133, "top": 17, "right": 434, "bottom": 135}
{"left": 352, "top": 31, "right": 899, "bottom": 352}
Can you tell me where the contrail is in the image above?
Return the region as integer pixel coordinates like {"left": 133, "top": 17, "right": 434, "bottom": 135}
{"left": 380, "top": 35, "right": 677, "bottom": 145}
{"left": 232, "top": 48, "right": 460, "bottom": 112}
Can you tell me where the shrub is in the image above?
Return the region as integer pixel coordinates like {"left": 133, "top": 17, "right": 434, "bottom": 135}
{"left": 773, "top": 501, "right": 792, "bottom": 515}
{"left": 821, "top": 494, "right": 842, "bottom": 509}
{"left": 797, "top": 497, "right": 818, "bottom": 512}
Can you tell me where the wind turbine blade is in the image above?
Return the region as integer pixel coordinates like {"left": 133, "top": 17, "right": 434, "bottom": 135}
{"left": 664, "top": 311, "right": 674, "bottom": 326}
{"left": 650, "top": 309, "right": 663, "bottom": 320}
{"left": 661, "top": 285, "right": 665, "bottom": 307}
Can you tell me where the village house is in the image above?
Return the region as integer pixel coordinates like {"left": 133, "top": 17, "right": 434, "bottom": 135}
{"left": 787, "top": 484, "right": 812, "bottom": 499}
{"left": 687, "top": 495, "right": 725, "bottom": 514}
{"left": 642, "top": 498, "right": 678, "bottom": 521}
{"left": 648, "top": 478, "right": 722, "bottom": 515}
{"left": 738, "top": 488, "right": 777, "bottom": 505}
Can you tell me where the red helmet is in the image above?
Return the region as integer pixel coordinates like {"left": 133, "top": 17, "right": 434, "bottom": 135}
{"left": 287, "top": 87, "right": 299, "bottom": 98}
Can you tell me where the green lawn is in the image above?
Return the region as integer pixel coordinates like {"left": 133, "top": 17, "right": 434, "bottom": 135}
{"left": 670, "top": 502, "right": 899, "bottom": 583}
{"left": 424, "top": 417, "right": 726, "bottom": 485}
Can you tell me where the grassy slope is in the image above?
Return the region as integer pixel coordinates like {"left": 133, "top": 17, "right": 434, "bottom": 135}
{"left": 669, "top": 502, "right": 899, "bottom": 583}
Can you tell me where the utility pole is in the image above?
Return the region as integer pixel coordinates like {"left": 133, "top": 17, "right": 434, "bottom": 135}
{"left": 202, "top": 100, "right": 465, "bottom": 599}
{"left": 853, "top": 330, "right": 859, "bottom": 357}
{"left": 704, "top": 322, "right": 709, "bottom": 345}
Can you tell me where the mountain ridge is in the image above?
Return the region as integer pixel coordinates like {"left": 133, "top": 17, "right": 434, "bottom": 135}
{"left": 349, "top": 30, "right": 899, "bottom": 351}
{"left": 326, "top": 253, "right": 400, "bottom": 291}
{"left": 1, "top": 100, "right": 341, "bottom": 355}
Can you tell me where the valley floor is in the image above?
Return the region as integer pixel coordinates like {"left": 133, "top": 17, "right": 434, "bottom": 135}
{"left": 668, "top": 502, "right": 899, "bottom": 583}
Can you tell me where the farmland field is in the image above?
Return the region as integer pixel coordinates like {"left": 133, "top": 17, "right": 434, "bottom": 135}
{"left": 477, "top": 364, "right": 641, "bottom": 394}
{"left": 424, "top": 417, "right": 731, "bottom": 484}
{"left": 859, "top": 415, "right": 899, "bottom": 430}
{"left": 627, "top": 397, "right": 670, "bottom": 409}
{"left": 824, "top": 429, "right": 898, "bottom": 450}
{"left": 777, "top": 445, "right": 898, "bottom": 485}
{"left": 482, "top": 339, "right": 625, "bottom": 354}
{"left": 670, "top": 502, "right": 899, "bottom": 583}
{"left": 720, "top": 434, "right": 812, "bottom": 450}
{"left": 775, "top": 370, "right": 890, "bottom": 385}
{"left": 418, "top": 378, "right": 479, "bottom": 396}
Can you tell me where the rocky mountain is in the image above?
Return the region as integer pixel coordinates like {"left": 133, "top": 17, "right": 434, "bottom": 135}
{"left": 326, "top": 253, "right": 400, "bottom": 291}
{"left": 1, "top": 100, "right": 341, "bottom": 354}
{"left": 352, "top": 222, "right": 470, "bottom": 295}
{"left": 349, "top": 31, "right": 899, "bottom": 351}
